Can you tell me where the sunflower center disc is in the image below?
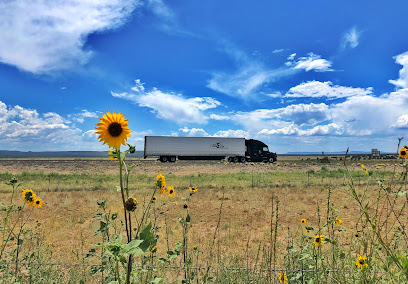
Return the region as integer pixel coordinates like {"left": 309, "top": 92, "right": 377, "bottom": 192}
{"left": 108, "top": 123, "right": 123, "bottom": 137}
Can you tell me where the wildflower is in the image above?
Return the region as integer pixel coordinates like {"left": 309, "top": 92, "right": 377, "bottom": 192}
{"left": 193, "top": 245, "right": 198, "bottom": 250}
{"left": 278, "top": 272, "right": 288, "bottom": 284}
{"left": 22, "top": 189, "right": 36, "bottom": 207}
{"left": 95, "top": 111, "right": 131, "bottom": 149}
{"left": 306, "top": 230, "right": 311, "bottom": 235}
{"left": 152, "top": 196, "right": 157, "bottom": 202}
{"left": 355, "top": 255, "right": 368, "bottom": 269}
{"left": 314, "top": 235, "right": 324, "bottom": 246}
{"left": 34, "top": 198, "right": 42, "bottom": 208}
{"left": 399, "top": 147, "right": 408, "bottom": 159}
{"left": 361, "top": 164, "right": 368, "bottom": 174}
{"left": 301, "top": 218, "right": 306, "bottom": 225}
{"left": 125, "top": 197, "right": 137, "bottom": 211}
{"left": 156, "top": 174, "right": 166, "bottom": 194}
{"left": 189, "top": 186, "right": 198, "bottom": 192}
{"left": 108, "top": 150, "right": 117, "bottom": 161}
{"left": 333, "top": 218, "right": 342, "bottom": 226}
{"left": 183, "top": 203, "right": 188, "bottom": 209}
{"left": 167, "top": 186, "right": 175, "bottom": 197}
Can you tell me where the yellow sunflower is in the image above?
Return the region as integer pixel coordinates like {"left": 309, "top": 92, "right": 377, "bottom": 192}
{"left": 306, "top": 229, "right": 311, "bottom": 235}
{"left": 22, "top": 189, "right": 36, "bottom": 207}
{"left": 189, "top": 186, "right": 198, "bottom": 192}
{"left": 314, "top": 235, "right": 324, "bottom": 246}
{"left": 108, "top": 150, "right": 117, "bottom": 161}
{"left": 95, "top": 111, "right": 131, "bottom": 149}
{"left": 361, "top": 164, "right": 368, "bottom": 174}
{"left": 167, "top": 186, "right": 175, "bottom": 197}
{"left": 333, "top": 218, "right": 342, "bottom": 226}
{"left": 152, "top": 196, "right": 157, "bottom": 202}
{"left": 156, "top": 174, "right": 166, "bottom": 193}
{"left": 355, "top": 255, "right": 368, "bottom": 269}
{"left": 278, "top": 272, "right": 288, "bottom": 284}
{"left": 33, "top": 198, "right": 42, "bottom": 208}
{"left": 183, "top": 203, "right": 189, "bottom": 209}
{"left": 301, "top": 218, "right": 306, "bottom": 225}
{"left": 399, "top": 147, "right": 408, "bottom": 159}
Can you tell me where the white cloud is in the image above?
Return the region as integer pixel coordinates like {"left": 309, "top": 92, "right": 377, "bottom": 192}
{"left": 0, "top": 0, "right": 140, "bottom": 73}
{"left": 289, "top": 53, "right": 333, "bottom": 72}
{"left": 69, "top": 109, "right": 99, "bottom": 123}
{"left": 210, "top": 114, "right": 231, "bottom": 120}
{"left": 233, "top": 103, "right": 331, "bottom": 132}
{"left": 259, "top": 123, "right": 343, "bottom": 136}
{"left": 272, "top": 49, "right": 286, "bottom": 54}
{"left": 393, "top": 115, "right": 408, "bottom": 129}
{"left": 213, "top": 129, "right": 248, "bottom": 137}
{"left": 178, "top": 127, "right": 209, "bottom": 137}
{"left": 112, "top": 80, "right": 220, "bottom": 124}
{"left": 285, "top": 81, "right": 373, "bottom": 99}
{"left": 389, "top": 51, "right": 408, "bottom": 89}
{"left": 341, "top": 26, "right": 361, "bottom": 49}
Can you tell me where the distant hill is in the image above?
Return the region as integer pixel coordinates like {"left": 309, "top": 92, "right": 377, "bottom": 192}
{"left": 0, "top": 150, "right": 144, "bottom": 158}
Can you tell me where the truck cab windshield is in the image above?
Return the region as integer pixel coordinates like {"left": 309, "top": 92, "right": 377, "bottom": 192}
{"left": 263, "top": 146, "right": 269, "bottom": 152}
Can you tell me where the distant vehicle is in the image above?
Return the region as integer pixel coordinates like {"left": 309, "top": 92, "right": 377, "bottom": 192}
{"left": 143, "top": 136, "right": 277, "bottom": 163}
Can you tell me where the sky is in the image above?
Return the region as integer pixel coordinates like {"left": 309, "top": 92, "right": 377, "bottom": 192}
{"left": 1, "top": 0, "right": 408, "bottom": 154}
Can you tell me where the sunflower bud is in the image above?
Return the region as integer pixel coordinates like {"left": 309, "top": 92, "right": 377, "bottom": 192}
{"left": 125, "top": 197, "right": 137, "bottom": 211}
{"left": 128, "top": 145, "right": 136, "bottom": 153}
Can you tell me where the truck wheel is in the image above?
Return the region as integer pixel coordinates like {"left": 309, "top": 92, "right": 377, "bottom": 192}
{"left": 240, "top": 157, "right": 246, "bottom": 163}
{"left": 170, "top": 156, "right": 176, "bottom": 163}
{"left": 227, "top": 157, "right": 232, "bottom": 162}
{"left": 160, "top": 156, "right": 168, "bottom": 162}
{"left": 233, "top": 157, "right": 239, "bottom": 163}
{"left": 268, "top": 157, "right": 274, "bottom": 163}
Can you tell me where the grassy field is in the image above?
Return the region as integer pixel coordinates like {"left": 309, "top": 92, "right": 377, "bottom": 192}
{"left": 1, "top": 157, "right": 407, "bottom": 283}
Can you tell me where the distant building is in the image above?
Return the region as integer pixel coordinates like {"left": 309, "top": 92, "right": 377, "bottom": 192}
{"left": 371, "top": 149, "right": 380, "bottom": 159}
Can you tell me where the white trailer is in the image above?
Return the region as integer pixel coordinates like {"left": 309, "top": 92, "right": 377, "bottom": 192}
{"left": 144, "top": 136, "right": 245, "bottom": 162}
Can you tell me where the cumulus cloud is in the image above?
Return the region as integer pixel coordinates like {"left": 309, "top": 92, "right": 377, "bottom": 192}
{"left": 287, "top": 53, "right": 333, "bottom": 72}
{"left": 285, "top": 81, "right": 373, "bottom": 99}
{"left": 393, "top": 115, "right": 408, "bottom": 129}
{"left": 341, "top": 26, "right": 361, "bottom": 49}
{"left": 210, "top": 114, "right": 231, "bottom": 120}
{"left": 389, "top": 51, "right": 408, "bottom": 89}
{"left": 0, "top": 0, "right": 140, "bottom": 73}
{"left": 213, "top": 129, "right": 248, "bottom": 137}
{"left": 112, "top": 79, "right": 220, "bottom": 124}
{"left": 175, "top": 127, "right": 248, "bottom": 138}
{"left": 69, "top": 109, "right": 99, "bottom": 123}
{"left": 259, "top": 123, "right": 343, "bottom": 136}
{"left": 178, "top": 127, "right": 209, "bottom": 137}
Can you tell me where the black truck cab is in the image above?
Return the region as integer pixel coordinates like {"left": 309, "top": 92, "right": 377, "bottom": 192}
{"left": 245, "top": 139, "right": 277, "bottom": 163}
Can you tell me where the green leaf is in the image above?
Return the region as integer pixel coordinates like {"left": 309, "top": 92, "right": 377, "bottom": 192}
{"left": 186, "top": 213, "right": 191, "bottom": 224}
{"left": 111, "top": 213, "right": 118, "bottom": 220}
{"left": 127, "top": 164, "right": 136, "bottom": 172}
{"left": 116, "top": 186, "right": 121, "bottom": 192}
{"left": 151, "top": 277, "right": 163, "bottom": 284}
{"left": 123, "top": 240, "right": 144, "bottom": 256}
{"left": 137, "top": 223, "right": 155, "bottom": 252}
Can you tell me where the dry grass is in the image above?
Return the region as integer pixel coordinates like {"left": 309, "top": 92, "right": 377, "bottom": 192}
{"left": 1, "top": 157, "right": 402, "bottom": 269}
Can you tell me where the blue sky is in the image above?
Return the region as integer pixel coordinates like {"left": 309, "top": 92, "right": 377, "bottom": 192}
{"left": 1, "top": 0, "right": 408, "bottom": 153}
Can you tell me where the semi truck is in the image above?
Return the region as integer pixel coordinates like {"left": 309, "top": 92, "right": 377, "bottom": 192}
{"left": 143, "top": 136, "right": 277, "bottom": 163}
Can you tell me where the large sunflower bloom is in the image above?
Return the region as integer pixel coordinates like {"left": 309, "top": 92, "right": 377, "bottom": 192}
{"left": 314, "top": 235, "right": 324, "bottom": 246}
{"left": 399, "top": 147, "right": 408, "bottom": 159}
{"left": 22, "top": 189, "right": 36, "bottom": 207}
{"left": 96, "top": 111, "right": 131, "bottom": 149}
{"left": 278, "top": 273, "right": 288, "bottom": 284}
{"left": 356, "top": 255, "right": 368, "bottom": 269}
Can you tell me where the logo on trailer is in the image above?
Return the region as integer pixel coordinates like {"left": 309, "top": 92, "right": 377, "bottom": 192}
{"left": 211, "top": 142, "right": 227, "bottom": 149}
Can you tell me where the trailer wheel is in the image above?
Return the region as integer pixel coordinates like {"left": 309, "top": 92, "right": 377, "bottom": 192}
{"left": 227, "top": 157, "right": 232, "bottom": 162}
{"left": 160, "top": 156, "right": 168, "bottom": 162}
{"left": 233, "top": 157, "right": 239, "bottom": 163}
{"left": 170, "top": 156, "right": 176, "bottom": 163}
{"left": 240, "top": 157, "right": 246, "bottom": 163}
